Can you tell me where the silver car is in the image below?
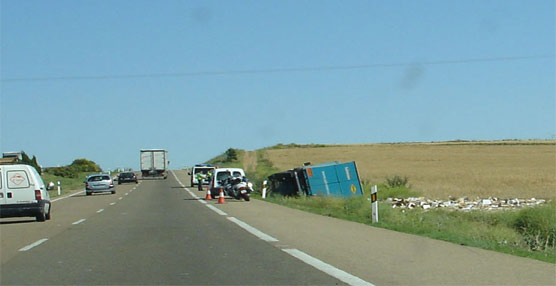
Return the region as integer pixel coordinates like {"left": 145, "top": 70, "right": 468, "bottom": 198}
{"left": 85, "top": 174, "right": 116, "bottom": 196}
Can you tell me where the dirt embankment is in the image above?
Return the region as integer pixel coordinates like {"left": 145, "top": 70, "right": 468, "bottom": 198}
{"left": 242, "top": 151, "right": 258, "bottom": 173}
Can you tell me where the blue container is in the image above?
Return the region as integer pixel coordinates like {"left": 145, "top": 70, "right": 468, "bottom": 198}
{"left": 303, "top": 161, "right": 363, "bottom": 197}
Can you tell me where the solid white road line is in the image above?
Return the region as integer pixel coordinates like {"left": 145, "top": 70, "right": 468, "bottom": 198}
{"left": 184, "top": 188, "right": 195, "bottom": 196}
{"left": 172, "top": 172, "right": 201, "bottom": 199}
{"left": 72, "top": 219, "right": 86, "bottom": 225}
{"left": 51, "top": 191, "right": 85, "bottom": 202}
{"left": 227, "top": 217, "right": 279, "bottom": 242}
{"left": 282, "top": 249, "right": 374, "bottom": 286}
{"left": 206, "top": 204, "right": 228, "bottom": 216}
{"left": 19, "top": 239, "right": 49, "bottom": 251}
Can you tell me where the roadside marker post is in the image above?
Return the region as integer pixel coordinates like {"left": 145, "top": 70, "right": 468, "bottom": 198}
{"left": 262, "top": 180, "right": 268, "bottom": 199}
{"left": 57, "top": 181, "right": 61, "bottom": 196}
{"left": 371, "top": 185, "right": 378, "bottom": 223}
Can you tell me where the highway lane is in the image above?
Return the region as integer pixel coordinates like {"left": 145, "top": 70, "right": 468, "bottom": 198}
{"left": 0, "top": 175, "right": 346, "bottom": 285}
{"left": 0, "top": 181, "right": 140, "bottom": 264}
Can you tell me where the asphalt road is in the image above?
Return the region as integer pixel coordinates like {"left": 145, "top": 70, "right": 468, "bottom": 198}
{"left": 1, "top": 170, "right": 554, "bottom": 285}
{"left": 0, "top": 174, "right": 345, "bottom": 285}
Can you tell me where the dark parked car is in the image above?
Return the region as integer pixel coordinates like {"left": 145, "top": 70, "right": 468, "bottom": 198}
{"left": 118, "top": 172, "right": 138, "bottom": 184}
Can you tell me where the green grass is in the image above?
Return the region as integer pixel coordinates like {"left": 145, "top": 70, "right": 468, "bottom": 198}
{"left": 263, "top": 193, "right": 556, "bottom": 263}
{"left": 245, "top": 150, "right": 280, "bottom": 189}
{"left": 363, "top": 183, "right": 420, "bottom": 200}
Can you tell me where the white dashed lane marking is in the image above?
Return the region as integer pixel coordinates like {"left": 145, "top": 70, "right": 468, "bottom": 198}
{"left": 72, "top": 219, "right": 86, "bottom": 225}
{"left": 19, "top": 239, "right": 48, "bottom": 252}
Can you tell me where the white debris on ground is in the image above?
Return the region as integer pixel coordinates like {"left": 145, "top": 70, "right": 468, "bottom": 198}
{"left": 387, "top": 197, "right": 548, "bottom": 211}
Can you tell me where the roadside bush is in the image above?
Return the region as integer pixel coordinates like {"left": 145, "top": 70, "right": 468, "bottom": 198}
{"left": 224, "top": 148, "right": 238, "bottom": 162}
{"left": 44, "top": 158, "right": 101, "bottom": 178}
{"left": 361, "top": 180, "right": 420, "bottom": 200}
{"left": 513, "top": 202, "right": 556, "bottom": 251}
{"left": 386, "top": 175, "right": 409, "bottom": 188}
{"left": 70, "top": 158, "right": 102, "bottom": 172}
{"left": 45, "top": 166, "right": 79, "bottom": 178}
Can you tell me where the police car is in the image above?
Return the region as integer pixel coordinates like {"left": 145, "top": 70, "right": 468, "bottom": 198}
{"left": 189, "top": 164, "right": 216, "bottom": 187}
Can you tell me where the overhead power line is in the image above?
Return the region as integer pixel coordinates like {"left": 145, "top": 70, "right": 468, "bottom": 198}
{"left": 1, "top": 55, "right": 553, "bottom": 83}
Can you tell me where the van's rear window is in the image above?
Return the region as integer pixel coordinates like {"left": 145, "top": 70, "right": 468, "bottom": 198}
{"left": 7, "top": 170, "right": 30, "bottom": 189}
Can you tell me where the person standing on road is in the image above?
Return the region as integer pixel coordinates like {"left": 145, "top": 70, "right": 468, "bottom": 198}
{"left": 206, "top": 170, "right": 213, "bottom": 184}
{"left": 196, "top": 172, "right": 206, "bottom": 191}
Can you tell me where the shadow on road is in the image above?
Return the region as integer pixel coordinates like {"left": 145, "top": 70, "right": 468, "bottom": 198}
{"left": 0, "top": 219, "right": 36, "bottom": 225}
{"left": 183, "top": 198, "right": 249, "bottom": 204}
{"left": 71, "top": 193, "right": 115, "bottom": 198}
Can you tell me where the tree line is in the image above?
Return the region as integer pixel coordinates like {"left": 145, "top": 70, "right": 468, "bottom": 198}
{"left": 15, "top": 151, "right": 102, "bottom": 178}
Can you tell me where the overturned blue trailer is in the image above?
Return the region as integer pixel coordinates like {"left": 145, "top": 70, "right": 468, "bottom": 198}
{"left": 267, "top": 161, "right": 363, "bottom": 197}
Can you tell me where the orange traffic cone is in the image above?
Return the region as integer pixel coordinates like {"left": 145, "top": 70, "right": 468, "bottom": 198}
{"left": 217, "top": 188, "right": 226, "bottom": 204}
{"left": 205, "top": 188, "right": 212, "bottom": 200}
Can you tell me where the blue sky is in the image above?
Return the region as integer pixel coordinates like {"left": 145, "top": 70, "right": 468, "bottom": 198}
{"left": 1, "top": 0, "right": 554, "bottom": 171}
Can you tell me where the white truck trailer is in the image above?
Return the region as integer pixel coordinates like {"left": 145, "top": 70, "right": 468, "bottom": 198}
{"left": 140, "top": 149, "right": 168, "bottom": 179}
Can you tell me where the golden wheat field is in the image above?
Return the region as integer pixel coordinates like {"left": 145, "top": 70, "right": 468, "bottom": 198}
{"left": 263, "top": 141, "right": 556, "bottom": 200}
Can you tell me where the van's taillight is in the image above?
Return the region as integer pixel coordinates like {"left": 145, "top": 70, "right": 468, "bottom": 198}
{"left": 35, "top": 190, "right": 42, "bottom": 200}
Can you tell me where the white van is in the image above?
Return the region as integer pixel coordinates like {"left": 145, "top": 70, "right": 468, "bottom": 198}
{"left": 0, "top": 164, "right": 51, "bottom": 222}
{"left": 209, "top": 168, "right": 246, "bottom": 192}
{"left": 189, "top": 164, "right": 216, "bottom": 187}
